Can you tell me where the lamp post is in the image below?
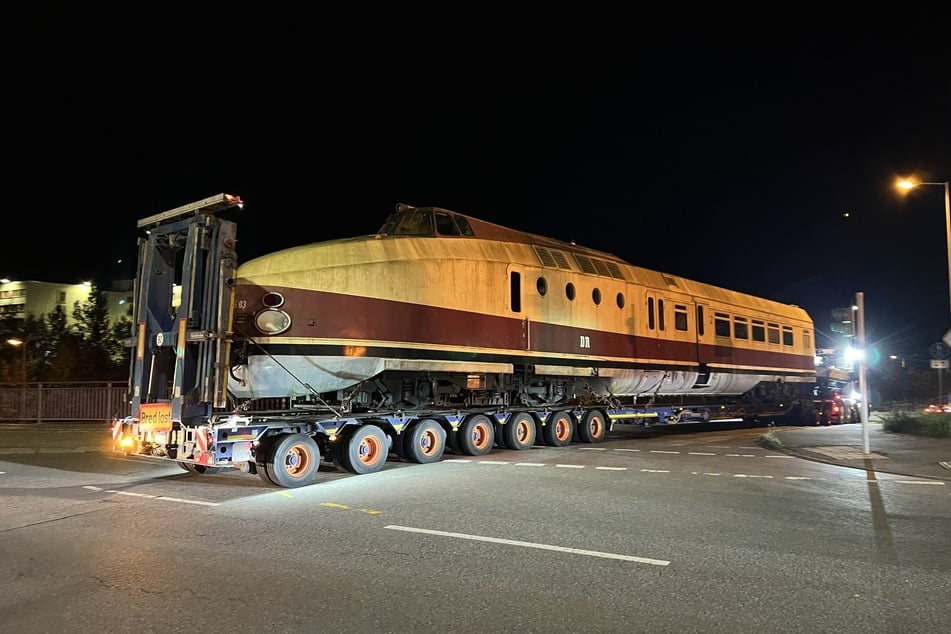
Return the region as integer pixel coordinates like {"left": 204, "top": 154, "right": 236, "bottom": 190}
{"left": 5, "top": 337, "right": 27, "bottom": 384}
{"left": 896, "top": 179, "right": 951, "bottom": 326}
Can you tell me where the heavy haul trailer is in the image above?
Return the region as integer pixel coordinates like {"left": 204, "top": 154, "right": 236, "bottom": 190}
{"left": 109, "top": 194, "right": 604, "bottom": 487}
{"left": 112, "top": 194, "right": 818, "bottom": 488}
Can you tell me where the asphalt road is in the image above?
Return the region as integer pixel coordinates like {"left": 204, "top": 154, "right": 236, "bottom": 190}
{"left": 2, "top": 425, "right": 949, "bottom": 633}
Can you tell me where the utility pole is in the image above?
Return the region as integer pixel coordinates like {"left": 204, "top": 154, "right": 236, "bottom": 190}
{"left": 856, "top": 292, "right": 870, "bottom": 454}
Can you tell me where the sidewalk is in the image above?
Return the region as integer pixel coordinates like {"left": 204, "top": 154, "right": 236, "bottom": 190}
{"left": 768, "top": 420, "right": 951, "bottom": 482}
{"left": 0, "top": 421, "right": 112, "bottom": 454}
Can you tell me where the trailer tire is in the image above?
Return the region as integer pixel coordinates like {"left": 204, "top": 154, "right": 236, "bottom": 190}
{"left": 501, "top": 412, "right": 536, "bottom": 451}
{"left": 456, "top": 414, "right": 495, "bottom": 456}
{"left": 577, "top": 409, "right": 608, "bottom": 443}
{"left": 339, "top": 425, "right": 389, "bottom": 475}
{"left": 254, "top": 439, "right": 278, "bottom": 485}
{"left": 402, "top": 418, "right": 446, "bottom": 464}
{"left": 541, "top": 411, "right": 573, "bottom": 447}
{"left": 264, "top": 433, "right": 320, "bottom": 488}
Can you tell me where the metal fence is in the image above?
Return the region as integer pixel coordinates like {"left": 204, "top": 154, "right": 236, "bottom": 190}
{"left": 0, "top": 382, "right": 128, "bottom": 422}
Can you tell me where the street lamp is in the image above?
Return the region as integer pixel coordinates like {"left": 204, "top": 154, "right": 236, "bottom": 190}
{"left": 5, "top": 337, "right": 27, "bottom": 384}
{"left": 896, "top": 178, "right": 951, "bottom": 326}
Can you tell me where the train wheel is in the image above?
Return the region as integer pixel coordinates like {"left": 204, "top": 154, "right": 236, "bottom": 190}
{"left": 501, "top": 412, "right": 536, "bottom": 451}
{"left": 402, "top": 418, "right": 446, "bottom": 464}
{"left": 542, "top": 411, "right": 573, "bottom": 447}
{"left": 178, "top": 462, "right": 222, "bottom": 475}
{"left": 457, "top": 414, "right": 495, "bottom": 456}
{"left": 340, "top": 425, "right": 389, "bottom": 475}
{"left": 577, "top": 409, "right": 608, "bottom": 443}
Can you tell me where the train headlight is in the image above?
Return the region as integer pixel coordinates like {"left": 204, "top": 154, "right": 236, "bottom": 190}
{"left": 255, "top": 308, "right": 292, "bottom": 335}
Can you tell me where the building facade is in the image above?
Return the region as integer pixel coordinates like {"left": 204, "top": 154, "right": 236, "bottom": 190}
{"left": 0, "top": 279, "right": 133, "bottom": 326}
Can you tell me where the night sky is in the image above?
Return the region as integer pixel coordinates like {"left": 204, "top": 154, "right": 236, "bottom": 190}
{"left": 4, "top": 9, "right": 951, "bottom": 360}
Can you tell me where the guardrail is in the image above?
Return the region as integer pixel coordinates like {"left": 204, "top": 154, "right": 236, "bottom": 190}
{"left": 0, "top": 382, "right": 128, "bottom": 422}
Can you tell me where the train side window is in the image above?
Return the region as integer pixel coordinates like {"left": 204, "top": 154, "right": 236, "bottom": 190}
{"left": 674, "top": 304, "right": 688, "bottom": 331}
{"left": 752, "top": 319, "right": 766, "bottom": 342}
{"left": 566, "top": 282, "right": 576, "bottom": 301}
{"left": 733, "top": 316, "right": 749, "bottom": 340}
{"left": 658, "top": 299, "right": 665, "bottom": 331}
{"left": 714, "top": 312, "right": 730, "bottom": 337}
{"left": 536, "top": 277, "right": 548, "bottom": 297}
{"left": 592, "top": 288, "right": 602, "bottom": 305}
{"left": 803, "top": 330, "right": 812, "bottom": 351}
{"left": 782, "top": 325, "right": 794, "bottom": 346}
{"left": 648, "top": 297, "right": 655, "bottom": 330}
{"left": 616, "top": 292, "right": 625, "bottom": 309}
{"left": 435, "top": 211, "right": 460, "bottom": 236}
{"left": 510, "top": 271, "right": 522, "bottom": 313}
{"left": 697, "top": 306, "right": 705, "bottom": 336}
{"left": 767, "top": 323, "right": 780, "bottom": 344}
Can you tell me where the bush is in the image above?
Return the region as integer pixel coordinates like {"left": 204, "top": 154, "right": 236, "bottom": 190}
{"left": 880, "top": 411, "right": 951, "bottom": 438}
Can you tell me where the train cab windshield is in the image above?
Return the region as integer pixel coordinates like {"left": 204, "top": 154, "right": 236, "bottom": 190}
{"left": 378, "top": 207, "right": 475, "bottom": 237}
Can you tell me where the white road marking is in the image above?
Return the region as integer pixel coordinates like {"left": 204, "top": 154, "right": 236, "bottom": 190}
{"left": 765, "top": 455, "right": 796, "bottom": 459}
{"left": 612, "top": 448, "right": 641, "bottom": 453}
{"left": 514, "top": 462, "right": 547, "bottom": 467}
{"left": 82, "top": 485, "right": 219, "bottom": 506}
{"left": 477, "top": 460, "right": 510, "bottom": 465}
{"left": 650, "top": 450, "right": 680, "bottom": 454}
{"left": 688, "top": 452, "right": 716, "bottom": 456}
{"left": 595, "top": 466, "right": 627, "bottom": 471}
{"left": 641, "top": 469, "right": 670, "bottom": 473}
{"left": 893, "top": 480, "right": 946, "bottom": 486}
{"left": 579, "top": 447, "right": 607, "bottom": 451}
{"left": 384, "top": 525, "right": 670, "bottom": 566}
{"left": 733, "top": 474, "right": 773, "bottom": 479}
{"left": 555, "top": 464, "right": 585, "bottom": 469}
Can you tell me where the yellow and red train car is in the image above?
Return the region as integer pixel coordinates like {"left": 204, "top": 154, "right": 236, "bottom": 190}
{"left": 113, "top": 196, "right": 819, "bottom": 487}
{"left": 229, "top": 203, "right": 815, "bottom": 406}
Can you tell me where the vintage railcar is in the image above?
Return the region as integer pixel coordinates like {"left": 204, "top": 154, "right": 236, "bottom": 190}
{"left": 228, "top": 203, "right": 815, "bottom": 411}
{"left": 113, "top": 195, "right": 820, "bottom": 488}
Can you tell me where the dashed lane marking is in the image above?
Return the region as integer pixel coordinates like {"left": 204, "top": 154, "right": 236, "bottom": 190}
{"left": 83, "top": 485, "right": 219, "bottom": 506}
{"left": 892, "top": 480, "right": 946, "bottom": 485}
{"left": 384, "top": 524, "right": 670, "bottom": 567}
{"left": 451, "top": 458, "right": 949, "bottom": 484}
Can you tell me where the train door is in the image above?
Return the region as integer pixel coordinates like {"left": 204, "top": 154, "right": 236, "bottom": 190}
{"left": 507, "top": 264, "right": 529, "bottom": 351}
{"left": 645, "top": 293, "right": 664, "bottom": 359}
{"left": 694, "top": 301, "right": 713, "bottom": 386}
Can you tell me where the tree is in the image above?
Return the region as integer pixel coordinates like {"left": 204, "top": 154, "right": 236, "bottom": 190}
{"left": 69, "top": 282, "right": 130, "bottom": 380}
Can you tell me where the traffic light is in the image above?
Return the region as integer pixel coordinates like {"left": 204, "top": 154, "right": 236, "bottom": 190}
{"left": 830, "top": 307, "right": 855, "bottom": 336}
